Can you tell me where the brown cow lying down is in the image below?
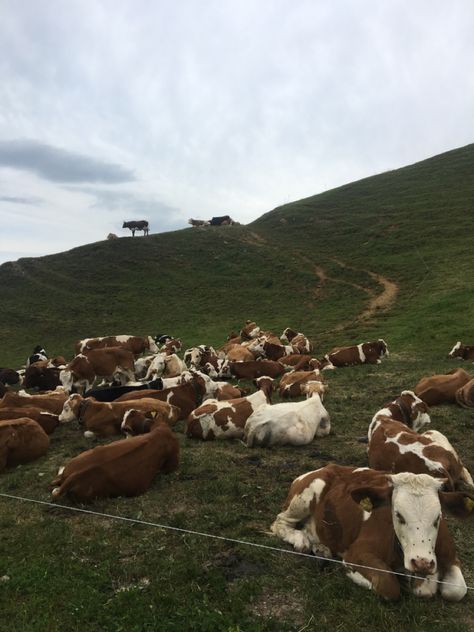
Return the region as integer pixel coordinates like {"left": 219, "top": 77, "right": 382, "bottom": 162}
{"left": 59, "top": 394, "right": 179, "bottom": 438}
{"left": 271, "top": 464, "right": 471, "bottom": 601}
{"left": 75, "top": 334, "right": 159, "bottom": 356}
{"left": 0, "top": 390, "right": 67, "bottom": 415}
{"left": 322, "top": 339, "right": 389, "bottom": 368}
{"left": 368, "top": 416, "right": 474, "bottom": 492}
{"left": 279, "top": 355, "right": 321, "bottom": 371}
{"left": 0, "top": 407, "right": 59, "bottom": 434}
{"left": 414, "top": 368, "right": 472, "bottom": 405}
{"left": 0, "top": 418, "right": 49, "bottom": 472}
{"left": 278, "top": 369, "right": 324, "bottom": 399}
{"left": 455, "top": 378, "right": 474, "bottom": 408}
{"left": 51, "top": 422, "right": 179, "bottom": 501}
{"left": 448, "top": 342, "right": 474, "bottom": 361}
{"left": 186, "top": 390, "right": 268, "bottom": 440}
{"left": 229, "top": 360, "right": 285, "bottom": 380}
{"left": 372, "top": 390, "right": 431, "bottom": 433}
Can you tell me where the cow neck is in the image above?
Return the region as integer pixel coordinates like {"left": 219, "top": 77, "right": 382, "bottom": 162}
{"left": 77, "top": 398, "right": 91, "bottom": 424}
{"left": 189, "top": 376, "right": 204, "bottom": 405}
{"left": 394, "top": 397, "right": 412, "bottom": 426}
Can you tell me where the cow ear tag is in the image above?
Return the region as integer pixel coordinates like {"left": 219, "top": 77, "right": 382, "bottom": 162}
{"left": 464, "top": 497, "right": 474, "bottom": 512}
{"left": 150, "top": 411, "right": 158, "bottom": 419}
{"left": 359, "top": 497, "right": 373, "bottom": 512}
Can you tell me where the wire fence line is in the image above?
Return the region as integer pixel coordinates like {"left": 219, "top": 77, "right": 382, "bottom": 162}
{"left": 0, "top": 490, "right": 472, "bottom": 592}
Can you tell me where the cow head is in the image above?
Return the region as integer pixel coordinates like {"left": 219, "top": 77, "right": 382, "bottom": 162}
{"left": 59, "top": 394, "right": 83, "bottom": 423}
{"left": 399, "top": 390, "right": 431, "bottom": 431}
{"left": 448, "top": 341, "right": 463, "bottom": 358}
{"left": 378, "top": 339, "right": 389, "bottom": 357}
{"left": 253, "top": 376, "right": 274, "bottom": 402}
{"left": 240, "top": 321, "right": 261, "bottom": 340}
{"left": 184, "top": 347, "right": 203, "bottom": 368}
{"left": 280, "top": 327, "right": 297, "bottom": 343}
{"left": 121, "top": 409, "right": 154, "bottom": 436}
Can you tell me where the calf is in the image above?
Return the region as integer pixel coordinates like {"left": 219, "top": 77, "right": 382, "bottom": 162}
{"left": 414, "top": 368, "right": 471, "bottom": 405}
{"left": 229, "top": 360, "right": 285, "bottom": 380}
{"left": 0, "top": 418, "right": 49, "bottom": 471}
{"left": 271, "top": 464, "right": 470, "bottom": 601}
{"left": 186, "top": 390, "right": 268, "bottom": 440}
{"left": 0, "top": 390, "right": 67, "bottom": 415}
{"left": 322, "top": 339, "right": 389, "bottom": 368}
{"left": 455, "top": 378, "right": 474, "bottom": 408}
{"left": 60, "top": 348, "right": 136, "bottom": 394}
{"left": 244, "top": 382, "right": 330, "bottom": 447}
{"left": 52, "top": 422, "right": 178, "bottom": 501}
{"left": 368, "top": 416, "right": 474, "bottom": 493}
{"left": 75, "top": 334, "right": 158, "bottom": 356}
{"left": 372, "top": 390, "right": 431, "bottom": 433}
{"left": 448, "top": 342, "right": 474, "bottom": 361}
{"left": 278, "top": 370, "right": 324, "bottom": 399}
{"left": 59, "top": 394, "right": 179, "bottom": 438}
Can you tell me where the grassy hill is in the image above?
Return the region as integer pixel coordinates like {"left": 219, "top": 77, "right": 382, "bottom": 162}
{"left": 0, "top": 144, "right": 473, "bottom": 630}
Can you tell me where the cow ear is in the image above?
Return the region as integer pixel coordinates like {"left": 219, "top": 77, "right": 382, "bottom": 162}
{"left": 150, "top": 411, "right": 158, "bottom": 419}
{"left": 439, "top": 491, "right": 474, "bottom": 519}
{"left": 351, "top": 484, "right": 392, "bottom": 509}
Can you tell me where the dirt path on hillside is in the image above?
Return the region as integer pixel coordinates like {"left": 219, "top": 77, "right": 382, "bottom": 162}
{"left": 242, "top": 232, "right": 399, "bottom": 326}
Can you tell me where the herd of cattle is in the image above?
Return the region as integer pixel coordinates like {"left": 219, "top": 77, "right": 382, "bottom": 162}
{"left": 0, "top": 324, "right": 473, "bottom": 602}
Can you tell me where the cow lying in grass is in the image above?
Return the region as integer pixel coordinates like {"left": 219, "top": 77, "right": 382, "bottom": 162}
{"left": 271, "top": 464, "right": 471, "bottom": 601}
{"left": 322, "top": 339, "right": 389, "bottom": 369}
{"left": 372, "top": 390, "right": 431, "bottom": 433}
{"left": 0, "top": 418, "right": 49, "bottom": 472}
{"left": 448, "top": 342, "right": 474, "bottom": 361}
{"left": 414, "top": 368, "right": 471, "bottom": 405}
{"left": 455, "top": 378, "right": 474, "bottom": 408}
{"left": 52, "top": 422, "right": 179, "bottom": 501}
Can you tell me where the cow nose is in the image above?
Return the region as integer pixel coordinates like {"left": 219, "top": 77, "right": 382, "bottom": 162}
{"left": 411, "top": 558, "right": 436, "bottom": 575}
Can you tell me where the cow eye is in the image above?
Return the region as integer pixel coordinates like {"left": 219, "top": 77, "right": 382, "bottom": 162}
{"left": 396, "top": 511, "right": 406, "bottom": 524}
{"left": 433, "top": 516, "right": 440, "bottom": 528}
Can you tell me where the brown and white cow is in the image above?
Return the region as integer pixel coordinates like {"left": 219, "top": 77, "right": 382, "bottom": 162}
{"left": 414, "top": 368, "right": 472, "bottom": 406}
{"left": 239, "top": 321, "right": 261, "bottom": 340}
{"left": 278, "top": 369, "right": 324, "bottom": 399}
{"left": 279, "top": 355, "right": 321, "bottom": 371}
{"left": 0, "top": 407, "right": 59, "bottom": 434}
{"left": 372, "top": 391, "right": 431, "bottom": 433}
{"left": 51, "top": 422, "right": 179, "bottom": 501}
{"left": 245, "top": 382, "right": 330, "bottom": 447}
{"left": 455, "top": 378, "right": 474, "bottom": 408}
{"left": 281, "top": 328, "right": 312, "bottom": 354}
{"left": 368, "top": 417, "right": 474, "bottom": 493}
{"left": 183, "top": 346, "right": 219, "bottom": 370}
{"left": 59, "top": 394, "right": 179, "bottom": 438}
{"left": 272, "top": 464, "right": 470, "bottom": 600}
{"left": 0, "top": 390, "right": 67, "bottom": 415}
{"left": 161, "top": 338, "right": 182, "bottom": 355}
{"left": 60, "top": 348, "right": 136, "bottom": 394}
{"left": 0, "top": 418, "right": 49, "bottom": 472}
{"left": 229, "top": 360, "right": 285, "bottom": 380}
{"left": 74, "top": 335, "right": 159, "bottom": 356}
{"left": 322, "top": 339, "right": 389, "bottom": 368}
{"left": 186, "top": 389, "right": 268, "bottom": 440}
{"left": 448, "top": 342, "right": 474, "bottom": 361}
{"left": 247, "top": 338, "right": 293, "bottom": 361}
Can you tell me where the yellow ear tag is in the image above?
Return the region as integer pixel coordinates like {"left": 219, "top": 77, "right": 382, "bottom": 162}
{"left": 150, "top": 411, "right": 158, "bottom": 419}
{"left": 464, "top": 497, "right": 474, "bottom": 512}
{"left": 359, "top": 497, "right": 373, "bottom": 512}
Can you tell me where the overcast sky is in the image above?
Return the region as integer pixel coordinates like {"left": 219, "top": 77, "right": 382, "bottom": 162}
{"left": 1, "top": 0, "right": 473, "bottom": 264}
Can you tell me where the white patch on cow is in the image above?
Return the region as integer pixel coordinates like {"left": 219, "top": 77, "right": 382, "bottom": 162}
{"left": 357, "top": 344, "right": 366, "bottom": 363}
{"left": 51, "top": 487, "right": 61, "bottom": 497}
{"left": 84, "top": 431, "right": 96, "bottom": 439}
{"left": 353, "top": 467, "right": 370, "bottom": 472}
{"left": 77, "top": 354, "right": 88, "bottom": 359}
{"left": 362, "top": 510, "right": 371, "bottom": 521}
{"left": 412, "top": 572, "right": 439, "bottom": 598}
{"left": 440, "top": 565, "right": 467, "bottom": 601}
{"left": 385, "top": 433, "right": 445, "bottom": 474}
{"left": 293, "top": 469, "right": 323, "bottom": 484}
{"left": 448, "top": 341, "right": 462, "bottom": 357}
{"left": 57, "top": 466, "right": 65, "bottom": 476}
{"left": 147, "top": 336, "right": 159, "bottom": 353}
{"left": 390, "top": 472, "right": 444, "bottom": 574}
{"left": 115, "top": 335, "right": 132, "bottom": 343}
{"left": 18, "top": 390, "right": 31, "bottom": 397}
{"left": 379, "top": 339, "right": 389, "bottom": 356}
{"left": 421, "top": 430, "right": 472, "bottom": 483}
{"left": 346, "top": 570, "right": 373, "bottom": 591}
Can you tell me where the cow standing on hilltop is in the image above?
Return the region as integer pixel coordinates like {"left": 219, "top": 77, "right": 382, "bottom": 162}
{"left": 122, "top": 220, "right": 149, "bottom": 236}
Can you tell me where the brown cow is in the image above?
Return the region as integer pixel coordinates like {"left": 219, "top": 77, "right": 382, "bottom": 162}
{"left": 279, "top": 370, "right": 324, "bottom": 399}
{"left": 322, "top": 339, "right": 389, "bottom": 368}
{"left": 229, "top": 360, "right": 285, "bottom": 380}
{"left": 59, "top": 394, "right": 179, "bottom": 438}
{"left": 448, "top": 342, "right": 474, "bottom": 361}
{"left": 247, "top": 338, "right": 293, "bottom": 361}
{"left": 23, "top": 365, "right": 61, "bottom": 391}
{"left": 74, "top": 334, "right": 159, "bottom": 356}
{"left": 455, "top": 378, "right": 474, "bottom": 408}
{"left": 0, "top": 407, "right": 59, "bottom": 434}
{"left": 226, "top": 345, "right": 256, "bottom": 362}
{"left": 281, "top": 328, "right": 313, "bottom": 354}
{"left": 271, "top": 464, "right": 471, "bottom": 601}
{"left": 114, "top": 380, "right": 206, "bottom": 420}
{"left": 60, "top": 348, "right": 136, "bottom": 394}
{"left": 414, "top": 368, "right": 472, "bottom": 405}
{"left": 0, "top": 418, "right": 49, "bottom": 471}
{"left": 0, "top": 390, "right": 67, "bottom": 415}
{"left": 51, "top": 422, "right": 179, "bottom": 501}
{"left": 279, "top": 355, "right": 321, "bottom": 371}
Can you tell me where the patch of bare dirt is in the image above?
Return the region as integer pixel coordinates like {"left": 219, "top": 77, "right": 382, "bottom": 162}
{"left": 250, "top": 587, "right": 307, "bottom": 627}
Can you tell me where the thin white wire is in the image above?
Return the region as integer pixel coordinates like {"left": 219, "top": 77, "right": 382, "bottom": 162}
{"left": 0, "top": 490, "right": 471, "bottom": 592}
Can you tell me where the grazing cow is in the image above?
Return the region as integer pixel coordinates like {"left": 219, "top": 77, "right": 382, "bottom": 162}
{"left": 372, "top": 391, "right": 431, "bottom": 433}
{"left": 23, "top": 365, "right": 61, "bottom": 391}
{"left": 51, "top": 422, "right": 179, "bottom": 501}
{"left": 122, "top": 220, "right": 149, "bottom": 236}
{"left": 59, "top": 394, "right": 179, "bottom": 438}
{"left": 271, "top": 464, "right": 470, "bottom": 601}
{"left": 188, "top": 218, "right": 210, "bottom": 227}
{"left": 84, "top": 378, "right": 164, "bottom": 402}
{"left": 0, "top": 418, "right": 49, "bottom": 471}
{"left": 114, "top": 380, "right": 206, "bottom": 420}
{"left": 0, "top": 368, "right": 20, "bottom": 386}
{"left": 0, "top": 407, "right": 59, "bottom": 434}
{"left": 209, "top": 215, "right": 233, "bottom": 226}
{"left": 448, "top": 342, "right": 474, "bottom": 361}
{"left": 278, "top": 370, "right": 324, "bottom": 399}
{"left": 455, "top": 378, "right": 474, "bottom": 408}
{"left": 322, "top": 339, "right": 389, "bottom": 368}
{"left": 240, "top": 321, "right": 261, "bottom": 341}
{"left": 60, "top": 348, "right": 136, "bottom": 394}
{"left": 245, "top": 382, "right": 330, "bottom": 447}
{"left": 229, "top": 360, "right": 285, "bottom": 380}
{"left": 186, "top": 390, "right": 268, "bottom": 440}
{"left": 368, "top": 417, "right": 474, "bottom": 493}
{"left": 75, "top": 335, "right": 159, "bottom": 356}
{"left": 0, "top": 390, "right": 67, "bottom": 415}
{"left": 414, "top": 368, "right": 472, "bottom": 406}
{"left": 26, "top": 345, "right": 47, "bottom": 367}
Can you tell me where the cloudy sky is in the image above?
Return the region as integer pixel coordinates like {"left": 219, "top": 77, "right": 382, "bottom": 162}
{"left": 1, "top": 1, "right": 473, "bottom": 264}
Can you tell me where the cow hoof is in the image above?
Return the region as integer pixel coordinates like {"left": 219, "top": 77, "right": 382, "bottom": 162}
{"left": 51, "top": 487, "right": 61, "bottom": 498}
{"left": 84, "top": 431, "right": 96, "bottom": 439}
{"left": 57, "top": 466, "right": 65, "bottom": 476}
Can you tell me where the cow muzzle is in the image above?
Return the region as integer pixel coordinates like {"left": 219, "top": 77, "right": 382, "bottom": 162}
{"left": 410, "top": 557, "right": 436, "bottom": 576}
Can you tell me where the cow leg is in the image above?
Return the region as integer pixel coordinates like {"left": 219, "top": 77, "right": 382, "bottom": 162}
{"left": 411, "top": 572, "right": 439, "bottom": 598}
{"left": 440, "top": 564, "right": 467, "bottom": 601}
{"left": 343, "top": 551, "right": 401, "bottom": 600}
